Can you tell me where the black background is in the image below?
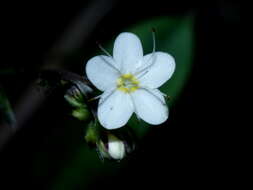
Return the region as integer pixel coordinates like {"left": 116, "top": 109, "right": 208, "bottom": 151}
{"left": 1, "top": 0, "right": 240, "bottom": 189}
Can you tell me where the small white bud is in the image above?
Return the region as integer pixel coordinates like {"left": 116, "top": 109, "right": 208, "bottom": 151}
{"left": 97, "top": 134, "right": 126, "bottom": 160}
{"left": 107, "top": 134, "right": 125, "bottom": 160}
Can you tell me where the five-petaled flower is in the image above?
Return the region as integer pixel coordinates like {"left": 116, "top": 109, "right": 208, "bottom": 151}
{"left": 86, "top": 32, "right": 175, "bottom": 129}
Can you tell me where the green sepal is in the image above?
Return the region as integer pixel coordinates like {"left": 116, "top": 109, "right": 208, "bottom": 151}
{"left": 84, "top": 121, "right": 100, "bottom": 144}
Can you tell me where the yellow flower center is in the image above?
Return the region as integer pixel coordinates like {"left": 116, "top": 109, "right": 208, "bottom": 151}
{"left": 117, "top": 74, "right": 139, "bottom": 93}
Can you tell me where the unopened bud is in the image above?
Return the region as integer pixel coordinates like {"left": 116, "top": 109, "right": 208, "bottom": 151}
{"left": 85, "top": 122, "right": 136, "bottom": 161}
{"left": 97, "top": 134, "right": 125, "bottom": 160}
{"left": 64, "top": 86, "right": 84, "bottom": 107}
{"left": 108, "top": 134, "right": 125, "bottom": 159}
{"left": 64, "top": 86, "right": 91, "bottom": 121}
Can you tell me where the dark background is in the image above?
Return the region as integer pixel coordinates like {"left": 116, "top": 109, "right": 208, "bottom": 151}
{"left": 1, "top": 0, "right": 239, "bottom": 189}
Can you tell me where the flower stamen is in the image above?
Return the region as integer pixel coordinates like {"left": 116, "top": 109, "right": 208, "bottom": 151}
{"left": 99, "top": 88, "right": 116, "bottom": 106}
{"left": 97, "top": 42, "right": 122, "bottom": 74}
{"left": 96, "top": 41, "right": 112, "bottom": 57}
{"left": 99, "top": 56, "right": 122, "bottom": 75}
{"left": 117, "top": 74, "right": 140, "bottom": 93}
{"left": 140, "top": 87, "right": 166, "bottom": 106}
{"left": 151, "top": 28, "right": 156, "bottom": 54}
{"left": 134, "top": 29, "right": 157, "bottom": 78}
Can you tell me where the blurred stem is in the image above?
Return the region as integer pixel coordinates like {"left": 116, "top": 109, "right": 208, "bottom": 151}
{"left": 0, "top": 0, "right": 116, "bottom": 150}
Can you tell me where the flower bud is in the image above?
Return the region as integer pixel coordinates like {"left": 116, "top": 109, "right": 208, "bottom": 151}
{"left": 84, "top": 121, "right": 136, "bottom": 161}
{"left": 64, "top": 86, "right": 85, "bottom": 108}
{"left": 64, "top": 86, "right": 91, "bottom": 121}
{"left": 97, "top": 134, "right": 125, "bottom": 160}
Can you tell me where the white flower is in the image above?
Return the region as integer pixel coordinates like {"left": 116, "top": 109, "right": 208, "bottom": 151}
{"left": 86, "top": 32, "right": 175, "bottom": 129}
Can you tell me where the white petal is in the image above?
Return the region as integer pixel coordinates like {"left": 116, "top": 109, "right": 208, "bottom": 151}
{"left": 85, "top": 55, "right": 120, "bottom": 91}
{"left": 98, "top": 90, "right": 134, "bottom": 129}
{"left": 131, "top": 88, "right": 168, "bottom": 125}
{"left": 138, "top": 52, "right": 175, "bottom": 88}
{"left": 113, "top": 32, "right": 143, "bottom": 74}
